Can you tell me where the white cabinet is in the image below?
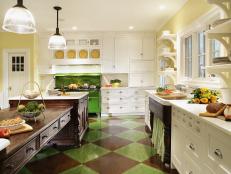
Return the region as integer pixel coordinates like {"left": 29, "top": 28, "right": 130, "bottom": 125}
{"left": 115, "top": 38, "right": 130, "bottom": 73}
{"left": 129, "top": 73, "right": 155, "bottom": 87}
{"left": 130, "top": 61, "right": 154, "bottom": 73}
{"left": 101, "top": 87, "right": 151, "bottom": 116}
{"left": 172, "top": 106, "right": 231, "bottom": 174}
{"left": 143, "top": 37, "right": 155, "bottom": 60}
{"left": 129, "top": 38, "right": 143, "bottom": 60}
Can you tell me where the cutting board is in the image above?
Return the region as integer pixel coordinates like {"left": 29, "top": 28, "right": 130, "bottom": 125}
{"left": 199, "top": 106, "right": 226, "bottom": 118}
{"left": 156, "top": 93, "right": 187, "bottom": 100}
{"left": 10, "top": 124, "right": 33, "bottom": 135}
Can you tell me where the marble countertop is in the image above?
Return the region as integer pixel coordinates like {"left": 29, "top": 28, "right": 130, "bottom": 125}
{"left": 9, "top": 92, "right": 89, "bottom": 100}
{"left": 146, "top": 90, "right": 231, "bottom": 136}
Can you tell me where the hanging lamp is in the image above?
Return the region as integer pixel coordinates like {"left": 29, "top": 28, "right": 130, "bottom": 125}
{"left": 2, "top": 0, "right": 36, "bottom": 34}
{"left": 48, "top": 6, "right": 66, "bottom": 50}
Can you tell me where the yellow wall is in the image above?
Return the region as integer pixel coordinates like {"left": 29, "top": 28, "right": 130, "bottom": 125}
{"left": 0, "top": 32, "right": 36, "bottom": 91}
{"left": 158, "top": 0, "right": 214, "bottom": 36}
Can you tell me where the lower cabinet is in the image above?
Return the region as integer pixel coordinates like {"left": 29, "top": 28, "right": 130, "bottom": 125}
{"left": 172, "top": 106, "right": 231, "bottom": 174}
{"left": 101, "top": 87, "right": 152, "bottom": 116}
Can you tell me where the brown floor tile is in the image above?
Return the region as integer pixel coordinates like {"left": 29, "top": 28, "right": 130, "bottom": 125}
{"left": 101, "top": 125, "right": 129, "bottom": 135}
{"left": 27, "top": 153, "right": 80, "bottom": 174}
{"left": 143, "top": 154, "right": 171, "bottom": 173}
{"left": 94, "top": 136, "right": 132, "bottom": 151}
{"left": 86, "top": 152, "right": 138, "bottom": 174}
{"left": 134, "top": 125, "right": 146, "bottom": 132}
{"left": 137, "top": 137, "right": 152, "bottom": 146}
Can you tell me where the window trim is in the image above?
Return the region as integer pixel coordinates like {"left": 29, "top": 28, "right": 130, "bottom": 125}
{"left": 177, "top": 7, "right": 222, "bottom": 87}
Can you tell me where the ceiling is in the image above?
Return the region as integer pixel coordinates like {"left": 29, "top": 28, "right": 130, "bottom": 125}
{"left": 0, "top": 0, "right": 188, "bottom": 32}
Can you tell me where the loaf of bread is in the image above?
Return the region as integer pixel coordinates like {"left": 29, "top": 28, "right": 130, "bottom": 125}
{"left": 206, "top": 103, "right": 225, "bottom": 113}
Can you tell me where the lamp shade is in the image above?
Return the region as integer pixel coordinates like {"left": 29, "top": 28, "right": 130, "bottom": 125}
{"left": 48, "top": 34, "right": 66, "bottom": 50}
{"left": 2, "top": 6, "right": 36, "bottom": 34}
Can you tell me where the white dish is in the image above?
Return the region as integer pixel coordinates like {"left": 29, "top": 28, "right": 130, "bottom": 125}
{"left": 0, "top": 120, "right": 25, "bottom": 131}
{"left": 0, "top": 138, "right": 10, "bottom": 151}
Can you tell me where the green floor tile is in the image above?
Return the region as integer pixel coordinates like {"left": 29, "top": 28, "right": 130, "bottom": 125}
{"left": 89, "top": 121, "right": 108, "bottom": 129}
{"left": 116, "top": 130, "right": 148, "bottom": 142}
{"left": 31, "top": 147, "right": 59, "bottom": 162}
{"left": 83, "top": 130, "right": 110, "bottom": 142}
{"left": 120, "top": 120, "right": 144, "bottom": 129}
{"left": 60, "top": 165, "right": 98, "bottom": 174}
{"left": 64, "top": 143, "right": 110, "bottom": 163}
{"left": 123, "top": 164, "right": 164, "bottom": 174}
{"left": 18, "top": 167, "right": 32, "bottom": 174}
{"left": 115, "top": 143, "right": 156, "bottom": 162}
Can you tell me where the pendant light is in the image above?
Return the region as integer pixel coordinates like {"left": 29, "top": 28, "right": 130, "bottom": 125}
{"left": 48, "top": 6, "right": 66, "bottom": 50}
{"left": 2, "top": 0, "right": 36, "bottom": 34}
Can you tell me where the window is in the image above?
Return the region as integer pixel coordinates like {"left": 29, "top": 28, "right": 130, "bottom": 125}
{"left": 211, "top": 40, "right": 221, "bottom": 58}
{"left": 185, "top": 35, "right": 192, "bottom": 78}
{"left": 198, "top": 32, "right": 206, "bottom": 78}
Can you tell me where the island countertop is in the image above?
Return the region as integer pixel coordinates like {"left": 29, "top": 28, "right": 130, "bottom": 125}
{"left": 9, "top": 92, "right": 89, "bottom": 101}
{"left": 146, "top": 90, "right": 231, "bottom": 136}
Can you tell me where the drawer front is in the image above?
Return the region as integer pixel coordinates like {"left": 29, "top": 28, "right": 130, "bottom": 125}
{"left": 102, "top": 96, "right": 129, "bottom": 104}
{"left": 131, "top": 105, "right": 145, "bottom": 113}
{"left": 130, "top": 97, "right": 145, "bottom": 104}
{"left": 40, "top": 127, "right": 50, "bottom": 146}
{"left": 60, "top": 112, "right": 71, "bottom": 128}
{"left": 49, "top": 121, "right": 59, "bottom": 136}
{"left": 101, "top": 89, "right": 131, "bottom": 97}
{"left": 184, "top": 152, "right": 201, "bottom": 174}
{"left": 101, "top": 104, "right": 130, "bottom": 113}
{"left": 2, "top": 138, "right": 37, "bottom": 174}
{"left": 208, "top": 134, "right": 231, "bottom": 173}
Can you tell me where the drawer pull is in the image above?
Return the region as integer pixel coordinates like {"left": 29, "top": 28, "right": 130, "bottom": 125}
{"left": 106, "top": 91, "right": 110, "bottom": 94}
{"left": 107, "top": 107, "right": 110, "bottom": 109}
{"left": 107, "top": 98, "right": 109, "bottom": 100}
{"left": 120, "top": 107, "right": 123, "bottom": 109}
{"left": 42, "top": 135, "right": 48, "bottom": 140}
{"left": 188, "top": 122, "right": 193, "bottom": 127}
{"left": 188, "top": 171, "right": 193, "bottom": 174}
{"left": 119, "top": 91, "right": 123, "bottom": 93}
{"left": 53, "top": 126, "right": 58, "bottom": 130}
{"left": 196, "top": 127, "right": 200, "bottom": 133}
{"left": 214, "top": 149, "right": 223, "bottom": 159}
{"left": 120, "top": 98, "right": 123, "bottom": 100}
{"left": 26, "top": 147, "right": 34, "bottom": 154}
{"left": 182, "top": 118, "right": 186, "bottom": 123}
{"left": 189, "top": 143, "right": 195, "bottom": 151}
{"left": 61, "top": 120, "right": 66, "bottom": 123}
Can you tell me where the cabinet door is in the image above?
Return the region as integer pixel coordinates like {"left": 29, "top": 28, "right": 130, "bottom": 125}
{"left": 101, "top": 60, "right": 115, "bottom": 73}
{"left": 129, "top": 38, "right": 143, "bottom": 60}
{"left": 143, "top": 37, "right": 154, "bottom": 60}
{"left": 129, "top": 73, "right": 142, "bottom": 87}
{"left": 115, "top": 38, "right": 130, "bottom": 73}
{"left": 142, "top": 73, "right": 155, "bottom": 87}
{"left": 130, "top": 61, "right": 154, "bottom": 73}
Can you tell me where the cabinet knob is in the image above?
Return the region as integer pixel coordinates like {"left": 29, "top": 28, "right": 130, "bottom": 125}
{"left": 107, "top": 98, "right": 110, "bottom": 100}
{"left": 189, "top": 143, "right": 195, "bottom": 151}
{"left": 120, "top": 107, "right": 123, "bottom": 109}
{"left": 140, "top": 53, "right": 143, "bottom": 56}
{"left": 188, "top": 122, "right": 192, "bottom": 127}
{"left": 107, "top": 107, "right": 110, "bottom": 109}
{"left": 120, "top": 98, "right": 123, "bottom": 100}
{"left": 214, "top": 149, "right": 223, "bottom": 159}
{"left": 119, "top": 91, "right": 123, "bottom": 93}
{"left": 42, "top": 135, "right": 48, "bottom": 140}
{"left": 26, "top": 147, "right": 34, "bottom": 154}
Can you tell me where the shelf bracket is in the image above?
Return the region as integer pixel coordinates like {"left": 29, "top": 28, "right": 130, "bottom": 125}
{"left": 207, "top": 0, "right": 231, "bottom": 18}
{"left": 207, "top": 33, "right": 231, "bottom": 60}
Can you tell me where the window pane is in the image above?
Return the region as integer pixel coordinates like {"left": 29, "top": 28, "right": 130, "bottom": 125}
{"left": 198, "top": 32, "right": 206, "bottom": 78}
{"left": 185, "top": 35, "right": 192, "bottom": 78}
{"left": 211, "top": 40, "right": 221, "bottom": 58}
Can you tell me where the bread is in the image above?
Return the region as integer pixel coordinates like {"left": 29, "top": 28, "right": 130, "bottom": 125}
{"left": 206, "top": 103, "right": 225, "bottom": 113}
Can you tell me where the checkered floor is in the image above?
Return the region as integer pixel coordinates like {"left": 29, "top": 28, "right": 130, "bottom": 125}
{"left": 19, "top": 116, "right": 178, "bottom": 174}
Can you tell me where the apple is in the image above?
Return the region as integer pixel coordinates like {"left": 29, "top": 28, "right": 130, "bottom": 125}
{"left": 0, "top": 128, "right": 10, "bottom": 138}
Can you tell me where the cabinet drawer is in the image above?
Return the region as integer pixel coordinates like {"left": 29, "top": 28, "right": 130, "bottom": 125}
{"left": 208, "top": 134, "right": 231, "bottom": 173}
{"left": 2, "top": 138, "right": 37, "bottom": 174}
{"left": 184, "top": 152, "right": 201, "bottom": 174}
{"left": 40, "top": 127, "right": 50, "bottom": 146}
{"left": 102, "top": 96, "right": 129, "bottom": 104}
{"left": 130, "top": 97, "right": 145, "bottom": 104}
{"left": 60, "top": 112, "right": 71, "bottom": 128}
{"left": 102, "top": 104, "right": 129, "bottom": 114}
{"left": 101, "top": 89, "right": 129, "bottom": 97}
{"left": 49, "top": 121, "right": 59, "bottom": 136}
{"left": 131, "top": 105, "right": 145, "bottom": 113}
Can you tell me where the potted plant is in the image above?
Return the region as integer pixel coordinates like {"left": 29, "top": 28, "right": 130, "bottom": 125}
{"left": 110, "top": 79, "right": 122, "bottom": 87}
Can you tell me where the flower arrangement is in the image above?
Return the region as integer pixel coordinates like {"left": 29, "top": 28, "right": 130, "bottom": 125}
{"left": 189, "top": 88, "right": 220, "bottom": 104}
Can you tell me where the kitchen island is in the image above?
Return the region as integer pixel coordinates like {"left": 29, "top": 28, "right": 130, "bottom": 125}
{"left": 146, "top": 90, "right": 231, "bottom": 174}
{"left": 0, "top": 107, "right": 72, "bottom": 174}
{"left": 9, "top": 92, "right": 89, "bottom": 147}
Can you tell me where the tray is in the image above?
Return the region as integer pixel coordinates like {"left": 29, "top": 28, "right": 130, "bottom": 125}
{"left": 156, "top": 93, "right": 187, "bottom": 100}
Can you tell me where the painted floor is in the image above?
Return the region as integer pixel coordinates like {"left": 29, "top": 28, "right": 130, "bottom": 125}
{"left": 19, "top": 116, "right": 178, "bottom": 174}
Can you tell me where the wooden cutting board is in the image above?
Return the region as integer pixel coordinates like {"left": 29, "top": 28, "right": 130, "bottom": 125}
{"left": 156, "top": 93, "right": 187, "bottom": 100}
{"left": 10, "top": 124, "right": 33, "bottom": 135}
{"left": 199, "top": 106, "right": 226, "bottom": 118}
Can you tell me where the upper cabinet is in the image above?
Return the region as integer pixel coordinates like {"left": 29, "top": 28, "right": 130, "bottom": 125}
{"left": 115, "top": 37, "right": 130, "bottom": 73}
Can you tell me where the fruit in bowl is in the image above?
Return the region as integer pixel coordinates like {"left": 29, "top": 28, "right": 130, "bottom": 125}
{"left": 189, "top": 88, "right": 220, "bottom": 104}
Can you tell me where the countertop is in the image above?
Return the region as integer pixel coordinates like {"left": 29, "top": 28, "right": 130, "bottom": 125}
{"left": 101, "top": 86, "right": 154, "bottom": 90}
{"left": 9, "top": 92, "right": 89, "bottom": 100}
{"left": 146, "top": 90, "right": 231, "bottom": 136}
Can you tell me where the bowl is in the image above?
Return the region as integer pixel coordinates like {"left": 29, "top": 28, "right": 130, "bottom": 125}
{"left": 19, "top": 111, "right": 41, "bottom": 119}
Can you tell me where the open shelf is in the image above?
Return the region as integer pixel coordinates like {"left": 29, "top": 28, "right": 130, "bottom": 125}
{"left": 206, "top": 19, "right": 231, "bottom": 34}
{"left": 158, "top": 34, "right": 176, "bottom": 48}
{"left": 159, "top": 52, "right": 176, "bottom": 57}
{"left": 207, "top": 0, "right": 231, "bottom": 18}
{"left": 51, "top": 59, "right": 101, "bottom": 65}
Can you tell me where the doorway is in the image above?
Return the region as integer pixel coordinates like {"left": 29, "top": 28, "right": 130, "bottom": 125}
{"left": 2, "top": 49, "right": 30, "bottom": 109}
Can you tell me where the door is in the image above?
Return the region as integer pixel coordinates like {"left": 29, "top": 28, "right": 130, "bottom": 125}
{"left": 8, "top": 53, "right": 28, "bottom": 98}
{"left": 115, "top": 38, "right": 130, "bottom": 73}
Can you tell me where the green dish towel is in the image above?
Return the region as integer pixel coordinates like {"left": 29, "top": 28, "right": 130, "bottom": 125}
{"left": 152, "top": 117, "right": 165, "bottom": 162}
